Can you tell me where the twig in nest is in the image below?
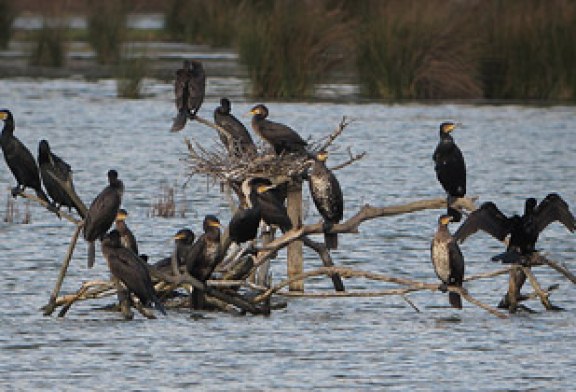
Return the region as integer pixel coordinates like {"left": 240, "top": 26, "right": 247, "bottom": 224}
{"left": 330, "top": 148, "right": 367, "bottom": 171}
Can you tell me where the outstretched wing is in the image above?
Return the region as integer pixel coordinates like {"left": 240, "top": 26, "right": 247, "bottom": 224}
{"left": 534, "top": 193, "right": 576, "bottom": 234}
{"left": 453, "top": 202, "right": 511, "bottom": 243}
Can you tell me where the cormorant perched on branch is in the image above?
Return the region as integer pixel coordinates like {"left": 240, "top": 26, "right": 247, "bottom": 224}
{"left": 101, "top": 230, "right": 166, "bottom": 316}
{"left": 432, "top": 122, "right": 466, "bottom": 222}
{"left": 37, "top": 139, "right": 87, "bottom": 218}
{"left": 251, "top": 178, "right": 292, "bottom": 233}
{"left": 154, "top": 228, "right": 195, "bottom": 275}
{"left": 115, "top": 208, "right": 138, "bottom": 254}
{"left": 228, "top": 179, "right": 262, "bottom": 245}
{"left": 454, "top": 193, "right": 575, "bottom": 309}
{"left": 454, "top": 194, "right": 575, "bottom": 262}
{"left": 171, "top": 60, "right": 206, "bottom": 132}
{"left": 309, "top": 151, "right": 344, "bottom": 249}
{"left": 83, "top": 170, "right": 123, "bottom": 268}
{"left": 431, "top": 214, "right": 465, "bottom": 309}
{"left": 214, "top": 98, "right": 257, "bottom": 157}
{"left": 0, "top": 109, "right": 52, "bottom": 205}
{"left": 249, "top": 104, "right": 308, "bottom": 155}
{"left": 186, "top": 215, "right": 223, "bottom": 309}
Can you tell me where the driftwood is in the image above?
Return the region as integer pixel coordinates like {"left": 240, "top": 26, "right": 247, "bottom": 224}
{"left": 5, "top": 113, "right": 571, "bottom": 319}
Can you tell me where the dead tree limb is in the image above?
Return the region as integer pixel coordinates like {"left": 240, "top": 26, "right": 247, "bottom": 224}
{"left": 538, "top": 256, "right": 576, "bottom": 284}
{"left": 250, "top": 196, "right": 478, "bottom": 273}
{"left": 16, "top": 191, "right": 80, "bottom": 224}
{"left": 522, "top": 266, "right": 555, "bottom": 310}
{"left": 42, "top": 223, "right": 83, "bottom": 316}
{"left": 253, "top": 266, "right": 507, "bottom": 318}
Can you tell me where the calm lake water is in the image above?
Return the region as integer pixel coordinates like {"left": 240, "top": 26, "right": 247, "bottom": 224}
{"left": 1, "top": 78, "right": 575, "bottom": 391}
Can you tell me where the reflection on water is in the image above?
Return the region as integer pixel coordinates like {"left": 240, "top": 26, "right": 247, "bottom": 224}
{"left": 1, "top": 79, "right": 576, "bottom": 390}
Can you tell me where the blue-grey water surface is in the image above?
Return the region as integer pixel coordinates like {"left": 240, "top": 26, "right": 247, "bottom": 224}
{"left": 1, "top": 78, "right": 575, "bottom": 391}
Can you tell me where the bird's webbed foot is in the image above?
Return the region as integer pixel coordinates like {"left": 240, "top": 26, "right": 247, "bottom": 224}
{"left": 546, "top": 302, "right": 565, "bottom": 312}
{"left": 438, "top": 282, "right": 448, "bottom": 293}
{"left": 47, "top": 202, "right": 61, "bottom": 218}
{"left": 11, "top": 185, "right": 23, "bottom": 198}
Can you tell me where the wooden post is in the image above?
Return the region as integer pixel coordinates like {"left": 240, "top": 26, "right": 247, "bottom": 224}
{"left": 286, "top": 179, "right": 304, "bottom": 291}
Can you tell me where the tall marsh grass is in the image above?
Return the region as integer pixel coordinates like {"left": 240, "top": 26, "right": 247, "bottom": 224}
{"left": 164, "top": 0, "right": 237, "bottom": 46}
{"left": 236, "top": 0, "right": 354, "bottom": 98}
{"left": 116, "top": 54, "right": 148, "bottom": 98}
{"left": 29, "top": 24, "right": 67, "bottom": 67}
{"left": 481, "top": 0, "right": 576, "bottom": 99}
{"left": 354, "top": 0, "right": 482, "bottom": 99}
{"left": 87, "top": 0, "right": 128, "bottom": 64}
{"left": 0, "top": 0, "right": 16, "bottom": 49}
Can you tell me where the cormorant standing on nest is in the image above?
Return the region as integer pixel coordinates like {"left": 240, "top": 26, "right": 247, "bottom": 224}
{"left": 114, "top": 208, "right": 138, "bottom": 254}
{"left": 0, "top": 109, "right": 52, "bottom": 205}
{"left": 186, "top": 215, "right": 223, "bottom": 309}
{"left": 37, "top": 139, "right": 87, "bottom": 218}
{"left": 431, "top": 214, "right": 465, "bottom": 309}
{"left": 171, "top": 59, "right": 206, "bottom": 132}
{"left": 83, "top": 169, "right": 124, "bottom": 268}
{"left": 101, "top": 230, "right": 166, "bottom": 316}
{"left": 454, "top": 193, "right": 575, "bottom": 310}
{"left": 153, "top": 228, "right": 195, "bottom": 276}
{"left": 214, "top": 98, "right": 257, "bottom": 157}
{"left": 228, "top": 178, "right": 262, "bottom": 245}
{"left": 432, "top": 122, "right": 466, "bottom": 222}
{"left": 309, "top": 151, "right": 344, "bottom": 249}
{"left": 249, "top": 104, "right": 308, "bottom": 155}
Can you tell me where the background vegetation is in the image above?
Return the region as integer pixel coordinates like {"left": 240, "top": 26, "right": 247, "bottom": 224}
{"left": 4, "top": 0, "right": 576, "bottom": 100}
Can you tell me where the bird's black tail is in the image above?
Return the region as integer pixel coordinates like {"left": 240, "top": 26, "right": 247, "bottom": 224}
{"left": 449, "top": 292, "right": 462, "bottom": 309}
{"left": 87, "top": 241, "right": 96, "bottom": 268}
{"left": 447, "top": 206, "right": 462, "bottom": 223}
{"left": 324, "top": 233, "right": 338, "bottom": 249}
{"left": 153, "top": 295, "right": 167, "bottom": 316}
{"left": 170, "top": 111, "right": 188, "bottom": 132}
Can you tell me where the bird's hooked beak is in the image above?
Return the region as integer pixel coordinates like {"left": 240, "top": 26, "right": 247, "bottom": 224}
{"left": 173, "top": 232, "right": 187, "bottom": 241}
{"left": 442, "top": 123, "right": 456, "bottom": 134}
{"left": 0, "top": 111, "right": 8, "bottom": 120}
{"left": 207, "top": 220, "right": 221, "bottom": 228}
{"left": 257, "top": 184, "right": 276, "bottom": 194}
{"left": 440, "top": 215, "right": 453, "bottom": 225}
{"left": 115, "top": 210, "right": 127, "bottom": 222}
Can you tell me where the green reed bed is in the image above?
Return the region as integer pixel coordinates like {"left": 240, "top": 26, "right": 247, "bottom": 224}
{"left": 0, "top": 0, "right": 17, "bottom": 49}
{"left": 87, "top": 0, "right": 128, "bottom": 64}
{"left": 29, "top": 24, "right": 67, "bottom": 67}
{"left": 164, "top": 0, "right": 237, "bottom": 47}
{"left": 482, "top": 0, "right": 576, "bottom": 100}
{"left": 236, "top": 0, "right": 354, "bottom": 98}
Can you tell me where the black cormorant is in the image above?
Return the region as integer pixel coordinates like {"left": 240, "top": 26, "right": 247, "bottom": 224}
{"left": 153, "top": 228, "right": 195, "bottom": 276}
{"left": 83, "top": 169, "right": 124, "bottom": 268}
{"left": 249, "top": 104, "right": 308, "bottom": 155}
{"left": 454, "top": 193, "right": 575, "bottom": 309}
{"left": 37, "top": 139, "right": 87, "bottom": 218}
{"left": 171, "top": 59, "right": 206, "bottom": 132}
{"left": 0, "top": 109, "right": 52, "bottom": 205}
{"left": 186, "top": 215, "right": 223, "bottom": 309}
{"left": 101, "top": 230, "right": 166, "bottom": 316}
{"left": 228, "top": 178, "right": 262, "bottom": 245}
{"left": 432, "top": 122, "right": 466, "bottom": 222}
{"left": 214, "top": 98, "right": 257, "bottom": 157}
{"left": 252, "top": 179, "right": 292, "bottom": 233}
{"left": 309, "top": 151, "right": 344, "bottom": 249}
{"left": 114, "top": 208, "right": 138, "bottom": 254}
{"left": 431, "top": 214, "right": 465, "bottom": 309}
